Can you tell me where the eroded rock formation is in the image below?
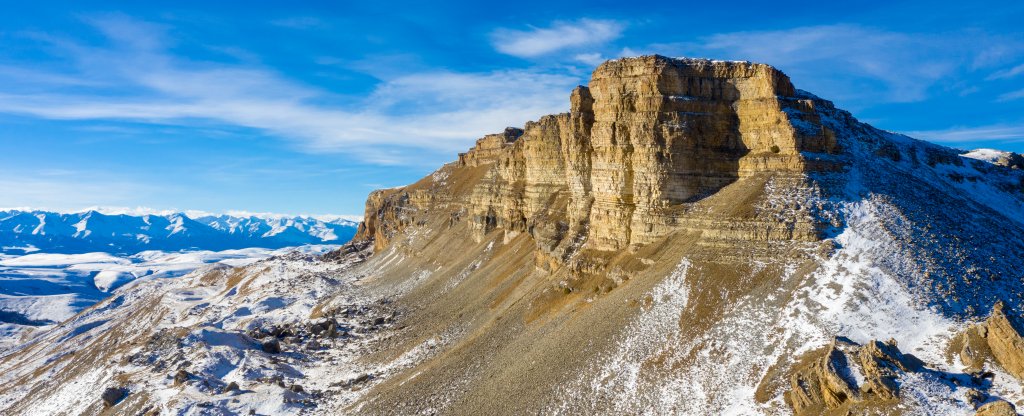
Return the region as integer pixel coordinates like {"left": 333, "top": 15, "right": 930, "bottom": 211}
{"left": 787, "top": 338, "right": 926, "bottom": 415}
{"left": 358, "top": 56, "right": 844, "bottom": 261}
{"left": 341, "top": 55, "right": 1024, "bottom": 415}
{"left": 950, "top": 301, "right": 1024, "bottom": 382}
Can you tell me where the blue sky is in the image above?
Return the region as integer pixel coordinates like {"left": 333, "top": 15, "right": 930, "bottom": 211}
{"left": 1, "top": 1, "right": 1022, "bottom": 216}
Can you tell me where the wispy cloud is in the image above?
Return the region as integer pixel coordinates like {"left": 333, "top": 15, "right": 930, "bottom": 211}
{"left": 573, "top": 53, "right": 606, "bottom": 66}
{"left": 998, "top": 88, "right": 1024, "bottom": 102}
{"left": 987, "top": 63, "right": 1024, "bottom": 80}
{"left": 0, "top": 15, "right": 580, "bottom": 164}
{"left": 490, "top": 19, "right": 623, "bottom": 58}
{"left": 651, "top": 24, "right": 1023, "bottom": 104}
{"left": 0, "top": 172, "right": 156, "bottom": 210}
{"left": 905, "top": 124, "right": 1024, "bottom": 144}
{"left": 270, "top": 16, "right": 325, "bottom": 30}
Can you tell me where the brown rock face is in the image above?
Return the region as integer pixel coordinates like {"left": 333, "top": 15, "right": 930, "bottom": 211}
{"left": 586, "top": 57, "right": 834, "bottom": 250}
{"left": 373, "top": 55, "right": 843, "bottom": 260}
{"left": 786, "top": 338, "right": 922, "bottom": 415}
{"left": 977, "top": 400, "right": 1018, "bottom": 416}
{"left": 948, "top": 321, "right": 991, "bottom": 373}
{"left": 984, "top": 301, "right": 1024, "bottom": 379}
{"left": 342, "top": 56, "right": 1024, "bottom": 414}
{"left": 946, "top": 302, "right": 1024, "bottom": 381}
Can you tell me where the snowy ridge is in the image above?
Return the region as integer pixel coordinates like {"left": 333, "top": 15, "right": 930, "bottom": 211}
{"left": 0, "top": 209, "right": 359, "bottom": 255}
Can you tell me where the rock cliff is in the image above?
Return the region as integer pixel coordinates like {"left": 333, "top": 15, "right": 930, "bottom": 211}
{"left": 349, "top": 55, "right": 1024, "bottom": 415}
{"left": 359, "top": 56, "right": 844, "bottom": 260}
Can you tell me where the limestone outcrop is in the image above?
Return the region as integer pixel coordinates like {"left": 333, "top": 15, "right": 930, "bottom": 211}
{"left": 985, "top": 302, "right": 1024, "bottom": 379}
{"left": 977, "top": 400, "right": 1018, "bottom": 416}
{"left": 786, "top": 338, "right": 923, "bottom": 415}
{"left": 951, "top": 301, "right": 1024, "bottom": 380}
{"left": 339, "top": 55, "right": 1024, "bottom": 415}
{"left": 358, "top": 56, "right": 845, "bottom": 258}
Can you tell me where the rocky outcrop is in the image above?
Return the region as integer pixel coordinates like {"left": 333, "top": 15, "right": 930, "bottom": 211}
{"left": 383, "top": 56, "right": 847, "bottom": 262}
{"left": 947, "top": 302, "right": 1024, "bottom": 382}
{"left": 985, "top": 302, "right": 1024, "bottom": 379}
{"left": 787, "top": 338, "right": 924, "bottom": 415}
{"left": 977, "top": 400, "right": 1018, "bottom": 416}
{"left": 100, "top": 387, "right": 127, "bottom": 408}
{"left": 356, "top": 188, "right": 414, "bottom": 252}
{"left": 994, "top": 152, "right": 1024, "bottom": 169}
{"left": 334, "top": 55, "right": 1024, "bottom": 415}
{"left": 457, "top": 127, "right": 524, "bottom": 167}
{"left": 585, "top": 57, "right": 838, "bottom": 250}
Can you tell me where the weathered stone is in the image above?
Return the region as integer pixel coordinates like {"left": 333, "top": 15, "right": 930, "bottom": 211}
{"left": 388, "top": 55, "right": 843, "bottom": 262}
{"left": 977, "top": 399, "right": 1017, "bottom": 416}
{"left": 950, "top": 323, "right": 991, "bottom": 372}
{"left": 857, "top": 339, "right": 916, "bottom": 401}
{"left": 787, "top": 338, "right": 919, "bottom": 415}
{"left": 101, "top": 387, "right": 127, "bottom": 407}
{"left": 222, "top": 381, "right": 239, "bottom": 394}
{"left": 985, "top": 301, "right": 1024, "bottom": 380}
{"left": 261, "top": 338, "right": 282, "bottom": 354}
{"left": 173, "top": 369, "right": 191, "bottom": 386}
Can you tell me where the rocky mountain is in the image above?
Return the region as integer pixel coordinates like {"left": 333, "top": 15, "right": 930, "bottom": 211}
{"left": 0, "top": 210, "right": 359, "bottom": 254}
{"left": 1, "top": 56, "right": 1023, "bottom": 415}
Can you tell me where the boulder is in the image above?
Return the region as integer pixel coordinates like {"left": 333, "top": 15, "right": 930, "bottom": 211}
{"left": 173, "top": 369, "right": 191, "bottom": 386}
{"left": 222, "top": 381, "right": 239, "bottom": 394}
{"left": 261, "top": 338, "right": 282, "bottom": 354}
{"left": 100, "top": 387, "right": 127, "bottom": 407}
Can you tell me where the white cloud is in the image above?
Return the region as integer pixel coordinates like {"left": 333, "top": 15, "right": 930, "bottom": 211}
{"left": 573, "top": 53, "right": 606, "bottom": 67}
{"left": 270, "top": 17, "right": 324, "bottom": 29}
{"left": 0, "top": 15, "right": 580, "bottom": 164}
{"left": 0, "top": 175, "right": 154, "bottom": 210}
{"left": 491, "top": 19, "right": 623, "bottom": 58}
{"left": 987, "top": 63, "right": 1024, "bottom": 80}
{"left": 905, "top": 124, "right": 1024, "bottom": 144}
{"left": 997, "top": 88, "right": 1024, "bottom": 102}
{"left": 652, "top": 24, "right": 1023, "bottom": 104}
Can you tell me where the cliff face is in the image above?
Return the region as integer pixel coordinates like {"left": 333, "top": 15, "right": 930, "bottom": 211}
{"left": 359, "top": 56, "right": 842, "bottom": 259}
{"left": 348, "top": 56, "right": 1024, "bottom": 415}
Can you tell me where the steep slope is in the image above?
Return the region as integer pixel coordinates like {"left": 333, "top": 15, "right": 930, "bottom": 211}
{"left": 1, "top": 56, "right": 1022, "bottom": 415}
{"left": 0, "top": 210, "right": 359, "bottom": 254}
{"left": 348, "top": 55, "right": 1024, "bottom": 414}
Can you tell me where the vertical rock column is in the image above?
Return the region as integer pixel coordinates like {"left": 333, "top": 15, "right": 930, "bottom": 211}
{"left": 558, "top": 86, "right": 596, "bottom": 251}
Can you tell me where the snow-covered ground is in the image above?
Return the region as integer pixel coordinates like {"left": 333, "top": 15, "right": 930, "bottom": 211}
{"left": 0, "top": 245, "right": 338, "bottom": 351}
{"left": 0, "top": 242, "right": 428, "bottom": 415}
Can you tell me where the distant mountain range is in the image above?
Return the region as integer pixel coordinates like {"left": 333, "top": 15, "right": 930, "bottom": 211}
{"left": 0, "top": 210, "right": 359, "bottom": 254}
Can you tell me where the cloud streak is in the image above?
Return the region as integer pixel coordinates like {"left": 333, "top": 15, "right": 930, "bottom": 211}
{"left": 998, "top": 88, "right": 1024, "bottom": 102}
{"left": 905, "top": 124, "right": 1024, "bottom": 144}
{"left": 651, "top": 24, "right": 1023, "bottom": 104}
{"left": 987, "top": 63, "right": 1024, "bottom": 80}
{"left": 0, "top": 15, "right": 580, "bottom": 164}
{"left": 490, "top": 19, "right": 623, "bottom": 58}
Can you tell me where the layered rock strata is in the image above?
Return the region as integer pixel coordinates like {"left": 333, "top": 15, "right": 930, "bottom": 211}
{"left": 951, "top": 301, "right": 1024, "bottom": 380}
{"left": 359, "top": 56, "right": 843, "bottom": 257}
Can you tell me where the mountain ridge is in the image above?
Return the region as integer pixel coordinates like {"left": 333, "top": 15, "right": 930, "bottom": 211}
{"left": 0, "top": 209, "right": 359, "bottom": 254}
